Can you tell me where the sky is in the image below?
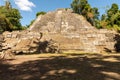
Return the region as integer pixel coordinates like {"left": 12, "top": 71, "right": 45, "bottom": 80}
{"left": 0, "top": 0, "right": 120, "bottom": 26}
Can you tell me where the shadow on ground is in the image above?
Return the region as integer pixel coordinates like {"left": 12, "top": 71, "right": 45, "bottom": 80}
{"left": 0, "top": 54, "right": 120, "bottom": 80}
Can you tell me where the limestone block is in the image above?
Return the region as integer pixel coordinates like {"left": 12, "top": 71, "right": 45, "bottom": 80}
{"left": 12, "top": 34, "right": 17, "bottom": 38}
{"left": 81, "top": 38, "right": 88, "bottom": 43}
{"left": 99, "top": 29, "right": 108, "bottom": 33}
{"left": 88, "top": 37, "right": 95, "bottom": 41}
{"left": 93, "top": 41, "right": 99, "bottom": 45}
{"left": 97, "top": 34, "right": 104, "bottom": 38}
{"left": 105, "top": 33, "right": 115, "bottom": 37}
{"left": 86, "top": 34, "right": 92, "bottom": 38}
{"left": 91, "top": 34, "right": 97, "bottom": 37}
{"left": 6, "top": 34, "right": 12, "bottom": 38}
{"left": 98, "top": 41, "right": 106, "bottom": 46}
{"left": 106, "top": 37, "right": 115, "bottom": 42}
{"left": 106, "top": 42, "right": 115, "bottom": 49}
{"left": 94, "top": 40, "right": 105, "bottom": 46}
{"left": 95, "top": 45, "right": 105, "bottom": 52}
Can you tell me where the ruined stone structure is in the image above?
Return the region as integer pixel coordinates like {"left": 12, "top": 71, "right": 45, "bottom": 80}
{"left": 0, "top": 34, "right": 4, "bottom": 52}
{"left": 1, "top": 31, "right": 42, "bottom": 54}
{"left": 29, "top": 9, "right": 117, "bottom": 53}
{"left": 0, "top": 9, "right": 118, "bottom": 55}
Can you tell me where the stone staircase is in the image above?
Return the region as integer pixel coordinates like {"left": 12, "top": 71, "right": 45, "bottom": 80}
{"left": 29, "top": 8, "right": 117, "bottom": 53}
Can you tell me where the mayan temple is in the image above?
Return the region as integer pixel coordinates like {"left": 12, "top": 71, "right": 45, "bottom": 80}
{"left": 29, "top": 9, "right": 117, "bottom": 53}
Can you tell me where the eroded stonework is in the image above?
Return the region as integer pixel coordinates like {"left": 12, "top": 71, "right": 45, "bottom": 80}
{"left": 0, "top": 31, "right": 42, "bottom": 54}
{"left": 29, "top": 9, "right": 117, "bottom": 53}
{"left": 0, "top": 9, "right": 118, "bottom": 54}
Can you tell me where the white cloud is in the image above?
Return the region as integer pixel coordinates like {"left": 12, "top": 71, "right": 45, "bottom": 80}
{"left": 14, "top": 0, "right": 35, "bottom": 11}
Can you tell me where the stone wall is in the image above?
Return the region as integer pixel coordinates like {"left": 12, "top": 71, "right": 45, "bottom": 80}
{"left": 29, "top": 9, "right": 118, "bottom": 53}
{"left": 40, "top": 30, "right": 116, "bottom": 53}
{"left": 0, "top": 31, "right": 42, "bottom": 54}
{"left": 0, "top": 34, "right": 4, "bottom": 51}
{"left": 0, "top": 9, "right": 118, "bottom": 54}
{"left": 0, "top": 29, "right": 117, "bottom": 53}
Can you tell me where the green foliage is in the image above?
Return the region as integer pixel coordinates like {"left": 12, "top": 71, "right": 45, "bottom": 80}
{"left": 27, "top": 19, "right": 35, "bottom": 28}
{"left": 5, "top": 0, "right": 12, "bottom": 9}
{"left": 0, "top": 1, "right": 22, "bottom": 33}
{"left": 101, "top": 14, "right": 107, "bottom": 21}
{"left": 0, "top": 13, "right": 12, "bottom": 32}
{"left": 113, "top": 25, "right": 120, "bottom": 32}
{"left": 71, "top": 0, "right": 120, "bottom": 31}
{"left": 71, "top": 0, "right": 100, "bottom": 28}
{"left": 107, "top": 3, "right": 118, "bottom": 18}
{"left": 71, "top": 0, "right": 89, "bottom": 15}
{"left": 30, "top": 20, "right": 35, "bottom": 25}
{"left": 28, "top": 11, "right": 46, "bottom": 27}
{"left": 36, "top": 11, "right": 46, "bottom": 17}
{"left": 71, "top": 0, "right": 81, "bottom": 14}
{"left": 100, "top": 3, "right": 120, "bottom": 32}
{"left": 6, "top": 8, "right": 22, "bottom": 30}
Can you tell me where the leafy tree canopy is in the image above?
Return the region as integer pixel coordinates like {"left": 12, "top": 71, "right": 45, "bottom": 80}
{"left": 0, "top": 1, "right": 22, "bottom": 33}
{"left": 71, "top": 0, "right": 120, "bottom": 31}
{"left": 71, "top": 0, "right": 100, "bottom": 28}
{"left": 36, "top": 11, "right": 46, "bottom": 17}
{"left": 100, "top": 3, "right": 120, "bottom": 32}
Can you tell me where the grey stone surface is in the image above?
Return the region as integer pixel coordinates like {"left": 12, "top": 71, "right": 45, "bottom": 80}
{"left": 29, "top": 9, "right": 117, "bottom": 53}
{"left": 0, "top": 9, "right": 119, "bottom": 54}
{"left": 1, "top": 31, "right": 42, "bottom": 54}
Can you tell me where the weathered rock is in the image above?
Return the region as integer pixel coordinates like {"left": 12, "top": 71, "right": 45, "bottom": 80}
{"left": 0, "top": 29, "right": 60, "bottom": 57}
{"left": 0, "top": 34, "right": 4, "bottom": 52}
{"left": 29, "top": 9, "right": 117, "bottom": 53}
{"left": 0, "top": 9, "right": 119, "bottom": 54}
{"left": 1, "top": 31, "right": 42, "bottom": 55}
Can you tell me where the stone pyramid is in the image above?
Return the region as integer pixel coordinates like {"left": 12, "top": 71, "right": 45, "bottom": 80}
{"left": 30, "top": 9, "right": 117, "bottom": 53}
{"left": 29, "top": 9, "right": 95, "bottom": 32}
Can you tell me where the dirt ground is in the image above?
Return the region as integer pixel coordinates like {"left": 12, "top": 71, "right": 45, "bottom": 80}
{"left": 0, "top": 53, "right": 120, "bottom": 80}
